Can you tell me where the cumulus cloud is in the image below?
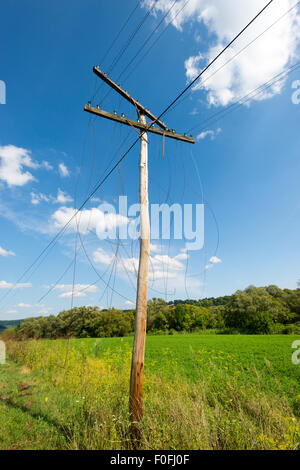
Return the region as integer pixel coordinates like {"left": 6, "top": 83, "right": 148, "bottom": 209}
{"left": 58, "top": 162, "right": 70, "bottom": 178}
{"left": 30, "top": 188, "right": 73, "bottom": 205}
{"left": 205, "top": 255, "right": 222, "bottom": 270}
{"left": 93, "top": 245, "right": 203, "bottom": 296}
{"left": 30, "top": 191, "right": 51, "bottom": 205}
{"left": 56, "top": 188, "right": 73, "bottom": 204}
{"left": 143, "top": 0, "right": 300, "bottom": 106}
{"left": 197, "top": 128, "right": 221, "bottom": 140}
{"left": 51, "top": 206, "right": 129, "bottom": 235}
{"left": 210, "top": 256, "right": 222, "bottom": 264}
{"left": 0, "top": 145, "right": 38, "bottom": 186}
{"left": 150, "top": 243, "right": 163, "bottom": 253}
{"left": 204, "top": 263, "right": 214, "bottom": 270}
{"left": 52, "top": 284, "right": 98, "bottom": 299}
{"left": 36, "top": 306, "right": 53, "bottom": 314}
{"left": 0, "top": 280, "right": 31, "bottom": 289}
{"left": 0, "top": 246, "right": 15, "bottom": 257}
{"left": 41, "top": 161, "right": 53, "bottom": 171}
{"left": 17, "top": 303, "right": 31, "bottom": 308}
{"left": 93, "top": 247, "right": 187, "bottom": 281}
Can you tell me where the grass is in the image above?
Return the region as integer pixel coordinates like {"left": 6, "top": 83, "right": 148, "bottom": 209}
{"left": 1, "top": 334, "right": 299, "bottom": 450}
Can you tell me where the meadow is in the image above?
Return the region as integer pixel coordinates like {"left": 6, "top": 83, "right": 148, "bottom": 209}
{"left": 0, "top": 334, "right": 299, "bottom": 450}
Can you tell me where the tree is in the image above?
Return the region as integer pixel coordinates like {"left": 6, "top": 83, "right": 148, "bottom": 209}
{"left": 167, "top": 304, "right": 210, "bottom": 331}
{"left": 225, "top": 286, "right": 288, "bottom": 330}
{"left": 248, "top": 312, "right": 273, "bottom": 334}
{"left": 147, "top": 298, "right": 168, "bottom": 331}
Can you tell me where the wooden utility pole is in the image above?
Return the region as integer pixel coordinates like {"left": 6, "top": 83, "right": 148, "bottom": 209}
{"left": 84, "top": 66, "right": 195, "bottom": 438}
{"left": 129, "top": 113, "right": 149, "bottom": 431}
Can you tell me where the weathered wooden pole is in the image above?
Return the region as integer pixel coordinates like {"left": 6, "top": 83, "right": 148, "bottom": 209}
{"left": 129, "top": 113, "right": 150, "bottom": 438}
{"left": 84, "top": 65, "right": 195, "bottom": 443}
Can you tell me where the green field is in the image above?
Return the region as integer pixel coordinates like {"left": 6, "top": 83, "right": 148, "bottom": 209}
{"left": 74, "top": 335, "right": 300, "bottom": 396}
{"left": 1, "top": 334, "right": 299, "bottom": 450}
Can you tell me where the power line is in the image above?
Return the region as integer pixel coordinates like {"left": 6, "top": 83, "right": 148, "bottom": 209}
{"left": 188, "top": 60, "right": 300, "bottom": 135}
{"left": 98, "top": 0, "right": 141, "bottom": 68}
{"left": 92, "top": 0, "right": 157, "bottom": 101}
{"left": 165, "top": 0, "right": 300, "bottom": 117}
{"left": 156, "top": 0, "right": 275, "bottom": 121}
{"left": 0, "top": 0, "right": 274, "bottom": 307}
{"left": 99, "top": 0, "right": 180, "bottom": 106}
{"left": 122, "top": 0, "right": 191, "bottom": 85}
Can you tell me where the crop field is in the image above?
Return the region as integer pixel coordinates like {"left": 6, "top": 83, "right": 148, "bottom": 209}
{"left": 75, "top": 335, "right": 300, "bottom": 395}
{"left": 0, "top": 334, "right": 299, "bottom": 450}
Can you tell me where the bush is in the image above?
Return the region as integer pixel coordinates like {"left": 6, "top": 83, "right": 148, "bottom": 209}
{"left": 248, "top": 312, "right": 273, "bottom": 334}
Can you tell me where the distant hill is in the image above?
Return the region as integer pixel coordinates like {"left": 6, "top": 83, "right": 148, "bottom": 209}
{"left": 0, "top": 319, "right": 21, "bottom": 333}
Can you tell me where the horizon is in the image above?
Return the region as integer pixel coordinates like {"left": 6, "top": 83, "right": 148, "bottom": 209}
{"left": 1, "top": 0, "right": 300, "bottom": 320}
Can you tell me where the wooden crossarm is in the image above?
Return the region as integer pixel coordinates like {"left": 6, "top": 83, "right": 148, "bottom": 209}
{"left": 84, "top": 104, "right": 195, "bottom": 144}
{"left": 93, "top": 66, "right": 168, "bottom": 131}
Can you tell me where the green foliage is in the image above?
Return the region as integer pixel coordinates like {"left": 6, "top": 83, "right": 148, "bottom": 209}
{"left": 247, "top": 312, "right": 273, "bottom": 334}
{"left": 14, "top": 284, "right": 300, "bottom": 339}
{"left": 3, "top": 334, "right": 300, "bottom": 450}
{"left": 0, "top": 320, "right": 21, "bottom": 333}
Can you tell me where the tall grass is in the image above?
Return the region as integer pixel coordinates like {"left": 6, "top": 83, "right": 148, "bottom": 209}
{"left": 8, "top": 339, "right": 300, "bottom": 450}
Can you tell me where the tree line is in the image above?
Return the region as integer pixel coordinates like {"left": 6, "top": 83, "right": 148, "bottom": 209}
{"left": 13, "top": 284, "right": 300, "bottom": 339}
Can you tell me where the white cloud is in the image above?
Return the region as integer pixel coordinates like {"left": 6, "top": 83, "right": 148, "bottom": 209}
{"left": 144, "top": 0, "right": 300, "bottom": 106}
{"left": 0, "top": 280, "right": 31, "bottom": 289}
{"left": 30, "top": 189, "right": 73, "bottom": 205}
{"left": 0, "top": 246, "right": 15, "bottom": 257}
{"left": 90, "top": 197, "right": 102, "bottom": 203}
{"left": 37, "top": 306, "right": 53, "bottom": 315}
{"left": 93, "top": 245, "right": 204, "bottom": 297}
{"left": 51, "top": 206, "right": 129, "bottom": 235}
{"left": 204, "top": 264, "right": 214, "bottom": 270}
{"left": 17, "top": 303, "right": 31, "bottom": 308}
{"left": 6, "top": 309, "right": 18, "bottom": 314}
{"left": 52, "top": 283, "right": 98, "bottom": 299}
{"left": 150, "top": 243, "right": 163, "bottom": 253}
{"left": 197, "top": 128, "right": 221, "bottom": 141}
{"left": 125, "top": 300, "right": 135, "bottom": 307}
{"left": 58, "top": 162, "right": 70, "bottom": 178}
{"left": 30, "top": 191, "right": 51, "bottom": 205}
{"left": 41, "top": 161, "right": 53, "bottom": 171}
{"left": 174, "top": 252, "right": 189, "bottom": 261}
{"left": 0, "top": 145, "right": 38, "bottom": 186}
{"left": 93, "top": 247, "right": 187, "bottom": 281}
{"left": 205, "top": 255, "right": 222, "bottom": 271}
{"left": 56, "top": 188, "right": 73, "bottom": 204}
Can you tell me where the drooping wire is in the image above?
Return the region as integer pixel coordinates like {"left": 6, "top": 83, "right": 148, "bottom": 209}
{"left": 164, "top": 0, "right": 300, "bottom": 118}
{"left": 99, "top": 0, "right": 180, "bottom": 106}
{"left": 99, "top": 0, "right": 142, "bottom": 68}
{"left": 91, "top": 0, "right": 157, "bottom": 101}
{"left": 0, "top": 1, "right": 274, "bottom": 308}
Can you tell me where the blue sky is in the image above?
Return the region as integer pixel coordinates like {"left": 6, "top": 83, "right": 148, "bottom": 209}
{"left": 0, "top": 0, "right": 300, "bottom": 319}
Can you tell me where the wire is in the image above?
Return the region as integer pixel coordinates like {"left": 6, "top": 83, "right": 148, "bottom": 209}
{"left": 98, "top": 0, "right": 141, "bottom": 68}
{"left": 99, "top": 0, "right": 180, "bottom": 106}
{"left": 189, "top": 60, "right": 300, "bottom": 135}
{"left": 165, "top": 0, "right": 300, "bottom": 117}
{"left": 0, "top": 0, "right": 274, "bottom": 307}
{"left": 92, "top": 0, "right": 157, "bottom": 101}
{"left": 157, "top": 0, "right": 275, "bottom": 121}
{"left": 122, "top": 0, "right": 192, "bottom": 85}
